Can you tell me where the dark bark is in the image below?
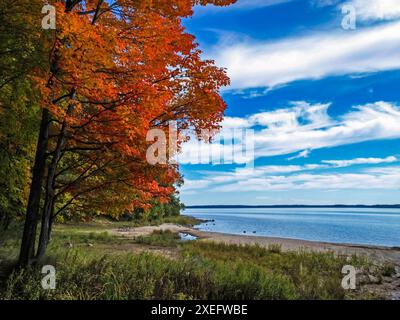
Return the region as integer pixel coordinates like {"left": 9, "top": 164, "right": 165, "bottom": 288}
{"left": 65, "top": 0, "right": 83, "bottom": 12}
{"left": 48, "top": 216, "right": 54, "bottom": 241}
{"left": 92, "top": 0, "right": 104, "bottom": 25}
{"left": 36, "top": 198, "right": 54, "bottom": 260}
{"left": 18, "top": 108, "right": 50, "bottom": 267}
{"left": 36, "top": 104, "right": 73, "bottom": 260}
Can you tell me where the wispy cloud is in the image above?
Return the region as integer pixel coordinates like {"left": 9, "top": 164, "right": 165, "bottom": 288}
{"left": 322, "top": 156, "right": 398, "bottom": 167}
{"left": 253, "top": 101, "right": 400, "bottom": 158}
{"left": 288, "top": 150, "right": 311, "bottom": 161}
{"left": 183, "top": 164, "right": 400, "bottom": 193}
{"left": 180, "top": 101, "right": 400, "bottom": 162}
{"left": 345, "top": 0, "right": 400, "bottom": 22}
{"left": 209, "top": 20, "right": 400, "bottom": 89}
{"left": 213, "top": 169, "right": 400, "bottom": 192}
{"left": 188, "top": 156, "right": 399, "bottom": 184}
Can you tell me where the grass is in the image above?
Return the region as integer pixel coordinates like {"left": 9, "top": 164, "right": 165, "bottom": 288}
{"left": 0, "top": 220, "right": 392, "bottom": 300}
{"left": 49, "top": 215, "right": 201, "bottom": 231}
{"left": 162, "top": 215, "right": 203, "bottom": 227}
{"left": 181, "top": 242, "right": 380, "bottom": 300}
{"left": 134, "top": 230, "right": 182, "bottom": 247}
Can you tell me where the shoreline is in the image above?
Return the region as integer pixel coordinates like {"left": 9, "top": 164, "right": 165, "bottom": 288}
{"left": 113, "top": 222, "right": 400, "bottom": 265}
{"left": 188, "top": 229, "right": 400, "bottom": 264}
{"left": 186, "top": 205, "right": 400, "bottom": 209}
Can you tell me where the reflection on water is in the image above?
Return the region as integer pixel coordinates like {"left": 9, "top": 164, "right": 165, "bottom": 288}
{"left": 179, "top": 232, "right": 198, "bottom": 241}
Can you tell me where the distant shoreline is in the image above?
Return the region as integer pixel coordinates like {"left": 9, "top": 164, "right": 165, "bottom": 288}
{"left": 186, "top": 204, "right": 400, "bottom": 209}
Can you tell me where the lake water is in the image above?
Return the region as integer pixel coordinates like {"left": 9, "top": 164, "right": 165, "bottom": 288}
{"left": 184, "top": 208, "right": 400, "bottom": 247}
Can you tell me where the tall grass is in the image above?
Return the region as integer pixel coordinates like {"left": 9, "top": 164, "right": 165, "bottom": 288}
{"left": 2, "top": 248, "right": 297, "bottom": 300}
{"left": 134, "top": 230, "right": 182, "bottom": 247}
{"left": 181, "top": 242, "right": 371, "bottom": 300}
{"left": 0, "top": 223, "right": 387, "bottom": 300}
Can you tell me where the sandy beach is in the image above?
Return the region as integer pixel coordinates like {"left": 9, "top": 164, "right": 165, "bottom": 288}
{"left": 113, "top": 223, "right": 400, "bottom": 265}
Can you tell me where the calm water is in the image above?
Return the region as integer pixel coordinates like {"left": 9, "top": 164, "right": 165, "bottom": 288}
{"left": 184, "top": 208, "right": 400, "bottom": 247}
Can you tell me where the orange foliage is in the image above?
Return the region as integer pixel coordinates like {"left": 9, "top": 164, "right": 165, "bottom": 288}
{"left": 36, "top": 0, "right": 233, "bottom": 217}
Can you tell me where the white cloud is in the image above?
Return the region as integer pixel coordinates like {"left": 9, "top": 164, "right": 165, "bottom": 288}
{"left": 214, "top": 169, "right": 400, "bottom": 192}
{"left": 209, "top": 20, "right": 400, "bottom": 89}
{"left": 345, "top": 0, "right": 400, "bottom": 21}
{"left": 220, "top": 116, "right": 252, "bottom": 129}
{"left": 253, "top": 101, "right": 400, "bottom": 158}
{"left": 250, "top": 102, "right": 332, "bottom": 132}
{"left": 179, "top": 101, "right": 400, "bottom": 163}
{"left": 322, "top": 156, "right": 398, "bottom": 167}
{"left": 182, "top": 179, "right": 211, "bottom": 191}
{"left": 183, "top": 166, "right": 400, "bottom": 193}
{"left": 288, "top": 149, "right": 311, "bottom": 160}
{"left": 182, "top": 157, "right": 400, "bottom": 193}
{"left": 364, "top": 165, "right": 400, "bottom": 174}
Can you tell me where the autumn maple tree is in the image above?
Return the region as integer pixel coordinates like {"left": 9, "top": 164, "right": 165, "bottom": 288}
{"left": 12, "top": 0, "right": 235, "bottom": 266}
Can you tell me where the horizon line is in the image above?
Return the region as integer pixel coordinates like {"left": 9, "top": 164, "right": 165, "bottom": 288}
{"left": 185, "top": 204, "right": 400, "bottom": 208}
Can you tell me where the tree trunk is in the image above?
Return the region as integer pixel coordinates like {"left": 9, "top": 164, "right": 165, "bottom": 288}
{"left": 18, "top": 108, "right": 50, "bottom": 267}
{"left": 36, "top": 104, "right": 73, "bottom": 260}
{"left": 36, "top": 198, "right": 54, "bottom": 260}
{"left": 48, "top": 215, "right": 54, "bottom": 241}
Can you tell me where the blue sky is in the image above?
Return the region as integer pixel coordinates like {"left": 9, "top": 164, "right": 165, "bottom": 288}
{"left": 178, "top": 0, "right": 400, "bottom": 205}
